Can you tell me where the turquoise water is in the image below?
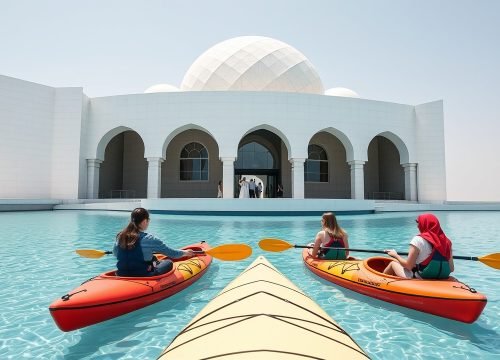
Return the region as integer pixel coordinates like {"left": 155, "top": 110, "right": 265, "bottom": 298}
{"left": 0, "top": 210, "right": 498, "bottom": 359}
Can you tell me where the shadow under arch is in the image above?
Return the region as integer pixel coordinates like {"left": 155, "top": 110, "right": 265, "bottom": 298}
{"left": 97, "top": 127, "right": 147, "bottom": 199}
{"left": 95, "top": 126, "right": 142, "bottom": 161}
{"left": 161, "top": 125, "right": 221, "bottom": 198}
{"left": 305, "top": 128, "right": 353, "bottom": 199}
{"left": 161, "top": 123, "right": 218, "bottom": 157}
{"left": 235, "top": 127, "right": 290, "bottom": 198}
{"left": 240, "top": 124, "right": 292, "bottom": 160}
{"left": 364, "top": 131, "right": 408, "bottom": 200}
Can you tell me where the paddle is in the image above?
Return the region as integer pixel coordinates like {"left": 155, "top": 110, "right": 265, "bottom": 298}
{"left": 76, "top": 243, "right": 252, "bottom": 261}
{"left": 258, "top": 238, "right": 500, "bottom": 270}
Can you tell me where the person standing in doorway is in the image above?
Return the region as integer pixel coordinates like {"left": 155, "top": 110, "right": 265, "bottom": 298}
{"left": 277, "top": 184, "right": 284, "bottom": 198}
{"left": 239, "top": 177, "right": 249, "bottom": 198}
{"left": 257, "top": 182, "right": 263, "bottom": 198}
{"left": 249, "top": 179, "right": 256, "bottom": 198}
{"left": 217, "top": 180, "right": 223, "bottom": 198}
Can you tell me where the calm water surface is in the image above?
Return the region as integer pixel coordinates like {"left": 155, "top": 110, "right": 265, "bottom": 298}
{"left": 0, "top": 210, "right": 498, "bottom": 359}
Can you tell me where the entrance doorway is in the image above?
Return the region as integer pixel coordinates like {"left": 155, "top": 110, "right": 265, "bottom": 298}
{"left": 234, "top": 135, "right": 283, "bottom": 198}
{"left": 234, "top": 169, "right": 279, "bottom": 198}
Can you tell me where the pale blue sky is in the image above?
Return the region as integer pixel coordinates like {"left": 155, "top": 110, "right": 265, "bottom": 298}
{"left": 1, "top": 0, "right": 499, "bottom": 200}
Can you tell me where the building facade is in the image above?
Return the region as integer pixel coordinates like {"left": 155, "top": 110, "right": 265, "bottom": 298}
{"left": 0, "top": 36, "right": 446, "bottom": 202}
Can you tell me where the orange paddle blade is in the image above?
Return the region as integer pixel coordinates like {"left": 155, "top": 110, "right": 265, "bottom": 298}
{"left": 478, "top": 253, "right": 500, "bottom": 269}
{"left": 258, "top": 238, "right": 294, "bottom": 252}
{"left": 205, "top": 244, "right": 252, "bottom": 261}
{"left": 75, "top": 249, "right": 110, "bottom": 259}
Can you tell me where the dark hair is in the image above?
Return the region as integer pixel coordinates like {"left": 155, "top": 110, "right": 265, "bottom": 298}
{"left": 117, "top": 208, "right": 150, "bottom": 249}
{"left": 322, "top": 212, "right": 346, "bottom": 239}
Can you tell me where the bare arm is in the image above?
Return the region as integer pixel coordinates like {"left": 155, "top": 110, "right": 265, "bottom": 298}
{"left": 343, "top": 234, "right": 349, "bottom": 257}
{"left": 311, "top": 231, "right": 324, "bottom": 258}
{"left": 449, "top": 247, "right": 454, "bottom": 272}
{"left": 386, "top": 244, "right": 419, "bottom": 271}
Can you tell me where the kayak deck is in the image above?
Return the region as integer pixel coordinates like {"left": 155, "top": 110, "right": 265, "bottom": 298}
{"left": 159, "top": 255, "right": 369, "bottom": 359}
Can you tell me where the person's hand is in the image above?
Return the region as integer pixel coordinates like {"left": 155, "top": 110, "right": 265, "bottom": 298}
{"left": 385, "top": 249, "right": 398, "bottom": 258}
{"left": 184, "top": 249, "right": 195, "bottom": 258}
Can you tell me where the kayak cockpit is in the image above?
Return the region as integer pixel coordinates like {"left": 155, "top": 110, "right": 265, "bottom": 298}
{"left": 364, "top": 257, "right": 393, "bottom": 275}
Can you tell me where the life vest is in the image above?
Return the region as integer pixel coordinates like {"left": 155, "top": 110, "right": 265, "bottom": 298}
{"left": 415, "top": 243, "right": 451, "bottom": 279}
{"left": 116, "top": 233, "right": 152, "bottom": 277}
{"left": 320, "top": 233, "right": 346, "bottom": 260}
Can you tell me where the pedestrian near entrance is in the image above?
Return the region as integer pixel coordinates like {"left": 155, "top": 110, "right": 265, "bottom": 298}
{"left": 217, "top": 180, "right": 223, "bottom": 198}
{"left": 277, "top": 184, "right": 284, "bottom": 198}
{"left": 249, "top": 179, "right": 256, "bottom": 198}
{"left": 257, "top": 182, "right": 263, "bottom": 198}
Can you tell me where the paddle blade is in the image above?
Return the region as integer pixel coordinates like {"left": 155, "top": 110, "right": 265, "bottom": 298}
{"left": 75, "top": 249, "right": 109, "bottom": 259}
{"left": 478, "top": 253, "right": 500, "bottom": 269}
{"left": 258, "top": 238, "right": 294, "bottom": 252}
{"left": 205, "top": 244, "right": 252, "bottom": 261}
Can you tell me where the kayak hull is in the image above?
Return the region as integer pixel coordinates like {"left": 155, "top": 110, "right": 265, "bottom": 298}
{"left": 159, "top": 255, "right": 369, "bottom": 359}
{"left": 49, "top": 242, "right": 212, "bottom": 331}
{"left": 303, "top": 249, "right": 487, "bottom": 323}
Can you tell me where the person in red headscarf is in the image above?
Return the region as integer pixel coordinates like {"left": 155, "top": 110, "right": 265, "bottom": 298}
{"left": 383, "top": 213, "right": 454, "bottom": 279}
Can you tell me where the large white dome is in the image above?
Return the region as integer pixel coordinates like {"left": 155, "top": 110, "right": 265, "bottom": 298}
{"left": 325, "top": 87, "right": 360, "bottom": 98}
{"left": 144, "top": 84, "right": 179, "bottom": 93}
{"left": 181, "top": 36, "right": 324, "bottom": 94}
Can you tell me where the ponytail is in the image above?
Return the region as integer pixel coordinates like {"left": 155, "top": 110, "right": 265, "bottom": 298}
{"left": 117, "top": 208, "right": 150, "bottom": 249}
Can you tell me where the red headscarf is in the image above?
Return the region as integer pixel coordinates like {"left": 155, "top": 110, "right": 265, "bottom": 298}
{"left": 416, "top": 213, "right": 452, "bottom": 259}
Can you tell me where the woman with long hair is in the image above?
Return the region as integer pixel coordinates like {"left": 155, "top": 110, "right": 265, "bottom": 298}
{"left": 311, "top": 212, "right": 349, "bottom": 260}
{"left": 113, "top": 208, "right": 194, "bottom": 277}
{"left": 383, "top": 213, "right": 454, "bottom": 279}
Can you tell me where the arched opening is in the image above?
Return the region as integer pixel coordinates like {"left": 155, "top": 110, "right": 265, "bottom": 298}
{"left": 162, "top": 129, "right": 221, "bottom": 198}
{"left": 364, "top": 136, "right": 405, "bottom": 200}
{"left": 98, "top": 130, "right": 147, "bottom": 198}
{"left": 235, "top": 130, "right": 289, "bottom": 198}
{"left": 305, "top": 132, "right": 350, "bottom": 199}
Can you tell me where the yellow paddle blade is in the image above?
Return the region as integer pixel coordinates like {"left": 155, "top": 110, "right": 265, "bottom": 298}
{"left": 75, "top": 249, "right": 109, "bottom": 259}
{"left": 205, "top": 244, "right": 252, "bottom": 261}
{"left": 478, "top": 253, "right": 500, "bottom": 269}
{"left": 258, "top": 238, "right": 294, "bottom": 252}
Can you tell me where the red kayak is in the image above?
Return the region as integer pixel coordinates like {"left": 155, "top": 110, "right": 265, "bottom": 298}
{"left": 303, "top": 249, "right": 487, "bottom": 323}
{"left": 49, "top": 242, "right": 212, "bottom": 331}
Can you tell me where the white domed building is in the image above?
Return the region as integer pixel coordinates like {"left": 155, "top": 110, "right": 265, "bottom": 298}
{"left": 0, "top": 36, "right": 446, "bottom": 211}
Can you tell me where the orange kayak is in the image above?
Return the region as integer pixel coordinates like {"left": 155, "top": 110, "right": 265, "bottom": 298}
{"left": 49, "top": 242, "right": 212, "bottom": 331}
{"left": 303, "top": 249, "right": 487, "bottom": 323}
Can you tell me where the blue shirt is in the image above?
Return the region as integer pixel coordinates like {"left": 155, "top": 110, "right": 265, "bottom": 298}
{"left": 113, "top": 232, "right": 185, "bottom": 262}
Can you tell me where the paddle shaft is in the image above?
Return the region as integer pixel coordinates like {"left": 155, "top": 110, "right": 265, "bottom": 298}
{"left": 296, "top": 245, "right": 480, "bottom": 261}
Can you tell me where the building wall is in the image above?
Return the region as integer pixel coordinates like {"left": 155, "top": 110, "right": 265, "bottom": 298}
{"left": 0, "top": 76, "right": 54, "bottom": 198}
{"left": 50, "top": 87, "right": 85, "bottom": 199}
{"left": 0, "top": 78, "right": 447, "bottom": 201}
{"left": 415, "top": 101, "right": 447, "bottom": 202}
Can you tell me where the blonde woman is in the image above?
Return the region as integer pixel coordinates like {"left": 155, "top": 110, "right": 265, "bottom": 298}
{"left": 312, "top": 212, "right": 349, "bottom": 260}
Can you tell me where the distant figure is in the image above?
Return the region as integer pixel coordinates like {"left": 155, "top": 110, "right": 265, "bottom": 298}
{"left": 383, "top": 213, "right": 454, "bottom": 279}
{"left": 113, "top": 208, "right": 194, "bottom": 277}
{"left": 276, "top": 184, "right": 284, "bottom": 198}
{"left": 217, "top": 180, "right": 223, "bottom": 198}
{"left": 257, "top": 182, "right": 263, "bottom": 198}
{"left": 239, "top": 177, "right": 249, "bottom": 198}
{"left": 249, "top": 179, "right": 256, "bottom": 198}
{"left": 312, "top": 212, "right": 349, "bottom": 260}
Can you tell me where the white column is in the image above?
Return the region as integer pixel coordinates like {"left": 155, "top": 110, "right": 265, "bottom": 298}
{"left": 348, "top": 160, "right": 365, "bottom": 200}
{"left": 221, "top": 157, "right": 235, "bottom": 198}
{"left": 290, "top": 157, "right": 306, "bottom": 199}
{"left": 403, "top": 163, "right": 418, "bottom": 201}
{"left": 86, "top": 159, "right": 102, "bottom": 199}
{"left": 147, "top": 157, "right": 164, "bottom": 199}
